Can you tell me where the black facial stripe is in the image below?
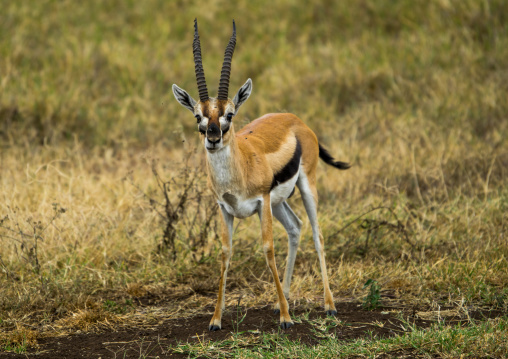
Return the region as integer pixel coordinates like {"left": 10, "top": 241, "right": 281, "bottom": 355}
{"left": 270, "top": 139, "right": 302, "bottom": 190}
{"left": 198, "top": 121, "right": 207, "bottom": 134}
{"left": 222, "top": 124, "right": 230, "bottom": 135}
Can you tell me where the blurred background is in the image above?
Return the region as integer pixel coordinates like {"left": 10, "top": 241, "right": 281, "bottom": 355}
{"left": 2, "top": 0, "right": 506, "bottom": 149}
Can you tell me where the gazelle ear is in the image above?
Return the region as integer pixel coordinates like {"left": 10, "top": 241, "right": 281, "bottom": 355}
{"left": 172, "top": 84, "right": 197, "bottom": 113}
{"left": 233, "top": 78, "right": 252, "bottom": 114}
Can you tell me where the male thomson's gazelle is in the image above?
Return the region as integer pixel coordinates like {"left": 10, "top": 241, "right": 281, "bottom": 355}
{"left": 172, "top": 20, "right": 350, "bottom": 331}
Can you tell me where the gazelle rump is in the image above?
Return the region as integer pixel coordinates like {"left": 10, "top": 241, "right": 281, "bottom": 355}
{"left": 172, "top": 19, "right": 350, "bottom": 331}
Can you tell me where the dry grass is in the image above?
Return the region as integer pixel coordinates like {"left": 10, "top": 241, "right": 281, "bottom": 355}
{"left": 0, "top": 324, "right": 39, "bottom": 351}
{"left": 54, "top": 306, "right": 127, "bottom": 334}
{"left": 1, "top": 0, "right": 507, "bottom": 355}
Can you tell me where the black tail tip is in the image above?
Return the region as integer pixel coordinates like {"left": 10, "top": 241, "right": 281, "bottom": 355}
{"left": 330, "top": 161, "right": 351, "bottom": 170}
{"left": 319, "top": 144, "right": 351, "bottom": 170}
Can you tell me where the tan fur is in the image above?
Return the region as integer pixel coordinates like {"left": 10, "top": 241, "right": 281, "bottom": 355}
{"left": 210, "top": 208, "right": 232, "bottom": 328}
{"left": 205, "top": 113, "right": 319, "bottom": 198}
{"left": 260, "top": 193, "right": 292, "bottom": 324}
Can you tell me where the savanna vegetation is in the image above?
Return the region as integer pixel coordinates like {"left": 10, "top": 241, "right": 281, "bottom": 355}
{"left": 1, "top": 0, "right": 507, "bottom": 357}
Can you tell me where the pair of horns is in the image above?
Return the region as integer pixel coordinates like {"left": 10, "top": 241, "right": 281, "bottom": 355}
{"left": 193, "top": 19, "right": 236, "bottom": 102}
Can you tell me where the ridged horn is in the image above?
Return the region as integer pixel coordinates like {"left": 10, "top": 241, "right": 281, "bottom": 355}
{"left": 193, "top": 19, "right": 209, "bottom": 102}
{"left": 217, "top": 20, "right": 237, "bottom": 101}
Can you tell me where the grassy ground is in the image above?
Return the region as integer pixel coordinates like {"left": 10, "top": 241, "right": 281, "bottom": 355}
{"left": 176, "top": 317, "right": 508, "bottom": 358}
{"left": 1, "top": 0, "right": 507, "bottom": 357}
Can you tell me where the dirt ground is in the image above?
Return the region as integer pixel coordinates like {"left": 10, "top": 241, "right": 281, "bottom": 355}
{"left": 0, "top": 302, "right": 504, "bottom": 359}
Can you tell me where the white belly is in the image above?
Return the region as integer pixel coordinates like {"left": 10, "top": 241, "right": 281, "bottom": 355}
{"left": 219, "top": 194, "right": 260, "bottom": 219}
{"left": 269, "top": 168, "right": 300, "bottom": 206}
{"left": 218, "top": 169, "right": 300, "bottom": 219}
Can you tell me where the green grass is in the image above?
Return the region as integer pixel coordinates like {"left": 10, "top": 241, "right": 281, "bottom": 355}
{"left": 0, "top": 0, "right": 507, "bottom": 356}
{"left": 363, "top": 279, "right": 382, "bottom": 310}
{"left": 173, "top": 317, "right": 508, "bottom": 358}
{"left": 2, "top": 340, "right": 28, "bottom": 355}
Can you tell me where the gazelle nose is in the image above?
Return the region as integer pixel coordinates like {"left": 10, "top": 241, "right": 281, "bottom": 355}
{"left": 207, "top": 123, "right": 221, "bottom": 142}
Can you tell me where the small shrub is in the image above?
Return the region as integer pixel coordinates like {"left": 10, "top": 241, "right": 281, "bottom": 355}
{"left": 0, "top": 203, "right": 65, "bottom": 275}
{"left": 127, "top": 151, "right": 218, "bottom": 263}
{"left": 363, "top": 279, "right": 381, "bottom": 310}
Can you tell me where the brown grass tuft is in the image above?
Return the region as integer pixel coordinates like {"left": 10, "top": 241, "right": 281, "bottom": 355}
{"left": 56, "top": 309, "right": 119, "bottom": 333}
{"left": 0, "top": 324, "right": 39, "bottom": 350}
{"left": 126, "top": 282, "right": 148, "bottom": 298}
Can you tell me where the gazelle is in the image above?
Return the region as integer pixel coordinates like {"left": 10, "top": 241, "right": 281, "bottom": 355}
{"left": 172, "top": 20, "right": 350, "bottom": 331}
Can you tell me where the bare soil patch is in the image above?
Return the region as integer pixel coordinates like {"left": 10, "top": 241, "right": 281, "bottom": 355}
{"left": 1, "top": 303, "right": 503, "bottom": 359}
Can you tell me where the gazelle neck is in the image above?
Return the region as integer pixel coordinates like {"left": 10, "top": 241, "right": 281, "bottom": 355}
{"left": 205, "top": 126, "right": 245, "bottom": 194}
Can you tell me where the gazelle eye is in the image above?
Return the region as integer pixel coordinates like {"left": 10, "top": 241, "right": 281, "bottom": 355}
{"left": 226, "top": 113, "right": 233, "bottom": 121}
{"left": 195, "top": 115, "right": 202, "bottom": 123}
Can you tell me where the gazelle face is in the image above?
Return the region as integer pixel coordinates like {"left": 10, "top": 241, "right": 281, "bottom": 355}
{"left": 172, "top": 79, "right": 252, "bottom": 153}
{"left": 172, "top": 19, "right": 252, "bottom": 153}
{"left": 195, "top": 98, "right": 235, "bottom": 152}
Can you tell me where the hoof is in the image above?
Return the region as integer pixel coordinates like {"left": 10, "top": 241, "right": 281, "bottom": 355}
{"left": 280, "top": 321, "right": 294, "bottom": 330}
{"left": 209, "top": 325, "right": 221, "bottom": 331}
{"left": 326, "top": 310, "right": 338, "bottom": 317}
{"left": 273, "top": 309, "right": 280, "bottom": 315}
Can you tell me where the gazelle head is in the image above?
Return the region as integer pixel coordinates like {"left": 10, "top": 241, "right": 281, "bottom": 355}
{"left": 172, "top": 19, "right": 252, "bottom": 153}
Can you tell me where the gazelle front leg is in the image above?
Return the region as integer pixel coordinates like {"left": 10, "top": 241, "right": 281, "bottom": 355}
{"left": 259, "top": 194, "right": 294, "bottom": 329}
{"left": 209, "top": 205, "right": 234, "bottom": 331}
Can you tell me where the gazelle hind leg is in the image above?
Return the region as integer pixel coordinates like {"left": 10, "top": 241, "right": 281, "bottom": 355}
{"left": 272, "top": 201, "right": 303, "bottom": 312}
{"left": 297, "top": 174, "right": 337, "bottom": 316}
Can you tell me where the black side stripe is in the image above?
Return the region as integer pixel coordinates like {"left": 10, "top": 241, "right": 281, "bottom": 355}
{"left": 270, "top": 139, "right": 302, "bottom": 190}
